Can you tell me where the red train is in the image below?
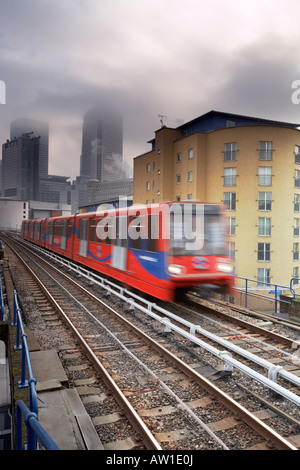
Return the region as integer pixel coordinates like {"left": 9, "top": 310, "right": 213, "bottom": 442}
{"left": 21, "top": 201, "right": 234, "bottom": 301}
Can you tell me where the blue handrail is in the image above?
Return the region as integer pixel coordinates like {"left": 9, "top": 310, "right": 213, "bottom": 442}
{"left": 13, "top": 291, "right": 38, "bottom": 415}
{"left": 12, "top": 290, "right": 59, "bottom": 450}
{"left": 16, "top": 400, "right": 59, "bottom": 450}
{"left": 0, "top": 277, "right": 4, "bottom": 321}
{"left": 235, "top": 276, "right": 292, "bottom": 313}
{"left": 289, "top": 278, "right": 300, "bottom": 299}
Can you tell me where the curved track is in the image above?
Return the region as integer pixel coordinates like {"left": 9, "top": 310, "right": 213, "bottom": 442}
{"left": 2, "top": 233, "right": 299, "bottom": 450}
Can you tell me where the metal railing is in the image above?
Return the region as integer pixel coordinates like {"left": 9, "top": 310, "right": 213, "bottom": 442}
{"left": 16, "top": 400, "right": 59, "bottom": 450}
{"left": 235, "top": 276, "right": 292, "bottom": 314}
{"left": 12, "top": 290, "right": 59, "bottom": 450}
{"left": 290, "top": 278, "right": 300, "bottom": 299}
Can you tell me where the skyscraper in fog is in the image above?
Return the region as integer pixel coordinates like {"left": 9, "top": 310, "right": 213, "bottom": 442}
{"left": 80, "top": 106, "right": 123, "bottom": 182}
{"left": 2, "top": 134, "right": 40, "bottom": 200}
{"left": 10, "top": 118, "right": 49, "bottom": 178}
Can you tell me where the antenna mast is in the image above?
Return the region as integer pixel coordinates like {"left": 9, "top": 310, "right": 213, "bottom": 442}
{"left": 158, "top": 114, "right": 167, "bottom": 127}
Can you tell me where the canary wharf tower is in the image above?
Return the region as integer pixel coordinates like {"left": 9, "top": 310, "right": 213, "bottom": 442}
{"left": 80, "top": 105, "right": 123, "bottom": 182}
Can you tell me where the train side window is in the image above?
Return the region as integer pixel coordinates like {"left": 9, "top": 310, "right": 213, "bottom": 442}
{"left": 54, "top": 221, "right": 60, "bottom": 237}
{"left": 40, "top": 221, "right": 45, "bottom": 239}
{"left": 36, "top": 222, "right": 41, "bottom": 240}
{"left": 62, "top": 220, "right": 67, "bottom": 238}
{"left": 103, "top": 217, "right": 114, "bottom": 245}
{"left": 47, "top": 221, "right": 53, "bottom": 245}
{"left": 130, "top": 216, "right": 141, "bottom": 250}
{"left": 146, "top": 214, "right": 158, "bottom": 252}
{"left": 79, "top": 219, "right": 89, "bottom": 241}
{"left": 115, "top": 216, "right": 127, "bottom": 248}
{"left": 68, "top": 220, "right": 72, "bottom": 237}
{"left": 89, "top": 218, "right": 97, "bottom": 242}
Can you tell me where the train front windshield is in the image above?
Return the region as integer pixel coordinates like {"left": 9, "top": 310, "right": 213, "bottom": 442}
{"left": 169, "top": 204, "right": 226, "bottom": 256}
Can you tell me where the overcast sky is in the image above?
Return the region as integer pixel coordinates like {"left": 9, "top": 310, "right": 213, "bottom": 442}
{"left": 1, "top": 0, "right": 300, "bottom": 180}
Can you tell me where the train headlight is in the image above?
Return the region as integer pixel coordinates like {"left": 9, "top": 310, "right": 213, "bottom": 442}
{"left": 168, "top": 265, "right": 184, "bottom": 275}
{"left": 216, "top": 263, "right": 233, "bottom": 273}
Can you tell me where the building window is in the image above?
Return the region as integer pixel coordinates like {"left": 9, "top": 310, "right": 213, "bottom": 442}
{"left": 294, "top": 194, "right": 300, "bottom": 212}
{"left": 227, "top": 217, "right": 236, "bottom": 236}
{"left": 146, "top": 163, "right": 150, "bottom": 172}
{"left": 224, "top": 192, "right": 236, "bottom": 211}
{"left": 258, "top": 192, "right": 272, "bottom": 211}
{"left": 146, "top": 181, "right": 150, "bottom": 191}
{"left": 224, "top": 143, "right": 237, "bottom": 161}
{"left": 294, "top": 243, "right": 299, "bottom": 261}
{"left": 176, "top": 174, "right": 181, "bottom": 184}
{"left": 295, "top": 145, "right": 300, "bottom": 164}
{"left": 257, "top": 243, "right": 271, "bottom": 261}
{"left": 258, "top": 167, "right": 272, "bottom": 186}
{"left": 257, "top": 268, "right": 270, "bottom": 285}
{"left": 224, "top": 168, "right": 236, "bottom": 186}
{"left": 259, "top": 141, "right": 273, "bottom": 160}
{"left": 293, "top": 267, "right": 299, "bottom": 279}
{"left": 188, "top": 148, "right": 193, "bottom": 159}
{"left": 295, "top": 170, "right": 300, "bottom": 188}
{"left": 227, "top": 242, "right": 235, "bottom": 260}
{"left": 226, "top": 120, "right": 236, "bottom": 127}
{"left": 258, "top": 217, "right": 271, "bottom": 236}
{"left": 294, "top": 218, "right": 299, "bottom": 236}
{"left": 176, "top": 153, "right": 181, "bottom": 162}
{"left": 187, "top": 193, "right": 192, "bottom": 200}
{"left": 188, "top": 171, "right": 193, "bottom": 182}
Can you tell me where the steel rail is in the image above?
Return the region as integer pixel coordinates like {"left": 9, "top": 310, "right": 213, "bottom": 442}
{"left": 10, "top": 238, "right": 300, "bottom": 398}
{"left": 188, "top": 297, "right": 300, "bottom": 349}
{"left": 13, "top": 241, "right": 297, "bottom": 450}
{"left": 7, "top": 236, "right": 299, "bottom": 449}
{"left": 5, "top": 239, "right": 162, "bottom": 451}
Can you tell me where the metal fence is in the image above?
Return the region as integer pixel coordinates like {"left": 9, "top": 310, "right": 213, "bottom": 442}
{"left": 11, "top": 290, "right": 59, "bottom": 450}
{"left": 234, "top": 276, "right": 298, "bottom": 315}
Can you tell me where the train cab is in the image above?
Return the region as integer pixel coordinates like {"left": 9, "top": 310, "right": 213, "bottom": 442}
{"left": 165, "top": 202, "right": 234, "bottom": 296}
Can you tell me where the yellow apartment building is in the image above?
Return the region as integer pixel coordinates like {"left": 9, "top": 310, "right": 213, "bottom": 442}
{"left": 133, "top": 110, "right": 300, "bottom": 287}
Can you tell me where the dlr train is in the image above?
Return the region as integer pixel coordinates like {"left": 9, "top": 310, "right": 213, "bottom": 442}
{"left": 21, "top": 201, "right": 234, "bottom": 301}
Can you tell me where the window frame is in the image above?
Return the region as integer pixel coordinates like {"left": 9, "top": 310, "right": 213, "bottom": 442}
{"left": 259, "top": 141, "right": 273, "bottom": 161}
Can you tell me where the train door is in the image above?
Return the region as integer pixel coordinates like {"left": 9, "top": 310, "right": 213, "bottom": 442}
{"left": 111, "top": 216, "right": 127, "bottom": 270}
{"left": 61, "top": 220, "right": 67, "bottom": 250}
{"left": 79, "top": 218, "right": 89, "bottom": 257}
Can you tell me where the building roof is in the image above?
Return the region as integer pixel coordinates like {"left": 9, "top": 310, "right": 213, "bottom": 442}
{"left": 138, "top": 110, "right": 300, "bottom": 159}
{"left": 177, "top": 110, "right": 300, "bottom": 134}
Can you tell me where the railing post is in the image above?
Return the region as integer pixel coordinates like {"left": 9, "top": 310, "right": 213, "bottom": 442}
{"left": 275, "top": 284, "right": 278, "bottom": 314}
{"left": 0, "top": 278, "right": 4, "bottom": 321}
{"left": 12, "top": 290, "right": 18, "bottom": 326}
{"left": 19, "top": 332, "right": 29, "bottom": 388}
{"left": 290, "top": 278, "right": 297, "bottom": 299}
{"left": 245, "top": 278, "right": 248, "bottom": 309}
{"left": 16, "top": 400, "right": 59, "bottom": 450}
{"left": 14, "top": 307, "right": 22, "bottom": 351}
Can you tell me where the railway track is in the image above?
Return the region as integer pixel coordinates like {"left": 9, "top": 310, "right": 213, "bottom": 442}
{"left": 2, "top": 233, "right": 299, "bottom": 450}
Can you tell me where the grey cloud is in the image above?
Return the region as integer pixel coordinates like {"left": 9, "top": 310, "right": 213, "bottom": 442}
{"left": 1, "top": 1, "right": 300, "bottom": 179}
